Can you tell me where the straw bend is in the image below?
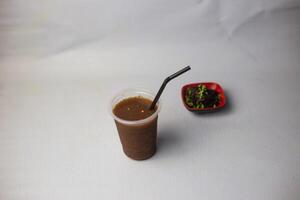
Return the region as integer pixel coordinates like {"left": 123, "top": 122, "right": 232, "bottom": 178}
{"left": 149, "top": 66, "right": 191, "bottom": 110}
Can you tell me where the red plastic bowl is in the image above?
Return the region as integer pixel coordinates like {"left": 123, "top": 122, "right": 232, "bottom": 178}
{"left": 181, "top": 82, "right": 226, "bottom": 112}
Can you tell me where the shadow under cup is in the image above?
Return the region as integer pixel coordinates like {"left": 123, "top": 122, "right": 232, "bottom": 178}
{"left": 110, "top": 89, "right": 161, "bottom": 160}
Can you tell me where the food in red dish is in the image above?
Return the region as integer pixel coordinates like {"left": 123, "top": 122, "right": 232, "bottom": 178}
{"left": 181, "top": 82, "right": 226, "bottom": 112}
{"left": 185, "top": 84, "right": 221, "bottom": 109}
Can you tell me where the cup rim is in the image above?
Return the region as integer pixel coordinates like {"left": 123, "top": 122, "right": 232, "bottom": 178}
{"left": 109, "top": 88, "right": 161, "bottom": 125}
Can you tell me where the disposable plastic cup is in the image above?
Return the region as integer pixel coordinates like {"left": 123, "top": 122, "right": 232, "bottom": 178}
{"left": 110, "top": 89, "right": 161, "bottom": 160}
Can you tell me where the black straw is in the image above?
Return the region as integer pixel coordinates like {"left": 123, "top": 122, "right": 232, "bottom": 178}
{"left": 149, "top": 66, "right": 191, "bottom": 110}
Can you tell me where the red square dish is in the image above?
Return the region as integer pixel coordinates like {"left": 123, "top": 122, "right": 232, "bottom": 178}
{"left": 181, "top": 82, "right": 226, "bottom": 112}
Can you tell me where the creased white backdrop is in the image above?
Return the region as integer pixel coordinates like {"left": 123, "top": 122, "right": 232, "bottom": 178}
{"left": 1, "top": 0, "right": 300, "bottom": 200}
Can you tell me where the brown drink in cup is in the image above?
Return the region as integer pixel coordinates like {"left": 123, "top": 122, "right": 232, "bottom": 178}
{"left": 110, "top": 89, "right": 161, "bottom": 160}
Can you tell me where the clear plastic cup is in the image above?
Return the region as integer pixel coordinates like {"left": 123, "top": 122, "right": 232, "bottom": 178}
{"left": 110, "top": 89, "right": 161, "bottom": 160}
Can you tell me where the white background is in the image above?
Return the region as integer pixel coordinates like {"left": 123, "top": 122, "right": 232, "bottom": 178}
{"left": 1, "top": 0, "right": 300, "bottom": 199}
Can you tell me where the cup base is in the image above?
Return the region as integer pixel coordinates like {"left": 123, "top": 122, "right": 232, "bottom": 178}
{"left": 123, "top": 147, "right": 156, "bottom": 161}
